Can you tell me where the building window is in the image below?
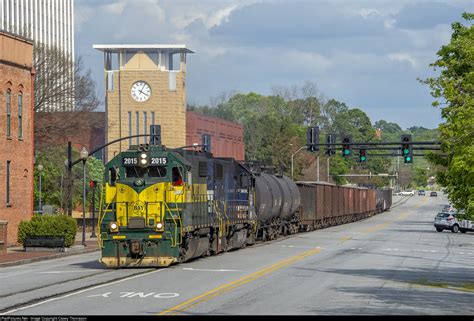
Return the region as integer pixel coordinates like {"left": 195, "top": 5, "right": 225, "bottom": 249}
{"left": 6, "top": 90, "right": 11, "bottom": 137}
{"left": 106, "top": 71, "right": 114, "bottom": 91}
{"left": 6, "top": 161, "right": 11, "bottom": 206}
{"left": 128, "top": 112, "right": 132, "bottom": 147}
{"left": 169, "top": 71, "right": 177, "bottom": 91}
{"left": 143, "top": 112, "right": 147, "bottom": 144}
{"left": 151, "top": 111, "right": 155, "bottom": 126}
{"left": 136, "top": 112, "right": 140, "bottom": 144}
{"left": 18, "top": 93, "right": 23, "bottom": 139}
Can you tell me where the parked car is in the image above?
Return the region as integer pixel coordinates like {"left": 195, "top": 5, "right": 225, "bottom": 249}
{"left": 460, "top": 220, "right": 474, "bottom": 233}
{"left": 400, "top": 190, "right": 415, "bottom": 196}
{"left": 441, "top": 204, "right": 455, "bottom": 213}
{"left": 418, "top": 190, "right": 426, "bottom": 196}
{"left": 434, "top": 212, "right": 460, "bottom": 233}
{"left": 430, "top": 191, "right": 438, "bottom": 197}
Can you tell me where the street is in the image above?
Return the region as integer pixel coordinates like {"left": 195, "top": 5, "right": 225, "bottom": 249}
{"left": 1, "top": 194, "right": 473, "bottom": 315}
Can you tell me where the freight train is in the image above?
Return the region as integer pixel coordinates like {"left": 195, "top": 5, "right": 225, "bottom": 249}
{"left": 98, "top": 143, "right": 392, "bottom": 268}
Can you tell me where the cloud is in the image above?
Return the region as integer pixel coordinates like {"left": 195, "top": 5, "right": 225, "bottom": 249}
{"left": 388, "top": 52, "right": 418, "bottom": 68}
{"left": 393, "top": 1, "right": 467, "bottom": 29}
{"left": 74, "top": 0, "right": 473, "bottom": 129}
{"left": 210, "top": 1, "right": 388, "bottom": 44}
{"left": 102, "top": 0, "right": 127, "bottom": 15}
{"left": 358, "top": 8, "right": 382, "bottom": 19}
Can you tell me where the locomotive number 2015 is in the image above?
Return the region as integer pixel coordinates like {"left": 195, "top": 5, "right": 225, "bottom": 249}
{"left": 151, "top": 157, "right": 167, "bottom": 165}
{"left": 123, "top": 157, "right": 138, "bottom": 165}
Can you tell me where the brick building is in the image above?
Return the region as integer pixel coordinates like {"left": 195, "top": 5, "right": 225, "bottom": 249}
{"left": 35, "top": 111, "right": 106, "bottom": 161}
{"left": 186, "top": 111, "right": 245, "bottom": 160}
{"left": 0, "top": 31, "right": 35, "bottom": 247}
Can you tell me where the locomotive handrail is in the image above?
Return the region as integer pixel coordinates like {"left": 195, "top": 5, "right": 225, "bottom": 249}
{"left": 163, "top": 201, "right": 182, "bottom": 247}
{"left": 98, "top": 185, "right": 113, "bottom": 249}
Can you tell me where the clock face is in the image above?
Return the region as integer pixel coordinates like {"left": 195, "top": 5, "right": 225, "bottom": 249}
{"left": 131, "top": 81, "right": 151, "bottom": 102}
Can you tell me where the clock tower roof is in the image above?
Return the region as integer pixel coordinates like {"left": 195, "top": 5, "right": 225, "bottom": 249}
{"left": 93, "top": 44, "right": 194, "bottom": 54}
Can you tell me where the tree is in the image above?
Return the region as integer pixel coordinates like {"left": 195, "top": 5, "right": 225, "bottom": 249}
{"left": 419, "top": 12, "right": 474, "bottom": 217}
{"left": 34, "top": 146, "right": 105, "bottom": 213}
{"left": 321, "top": 99, "right": 349, "bottom": 132}
{"left": 332, "top": 108, "right": 375, "bottom": 142}
{"left": 33, "top": 44, "right": 101, "bottom": 148}
{"left": 329, "top": 155, "right": 349, "bottom": 185}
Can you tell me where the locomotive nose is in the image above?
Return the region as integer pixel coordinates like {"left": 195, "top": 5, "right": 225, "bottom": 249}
{"left": 130, "top": 240, "right": 143, "bottom": 256}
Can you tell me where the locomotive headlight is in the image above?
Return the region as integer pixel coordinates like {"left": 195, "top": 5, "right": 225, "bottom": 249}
{"left": 109, "top": 222, "right": 119, "bottom": 233}
{"left": 140, "top": 153, "right": 147, "bottom": 159}
{"left": 140, "top": 158, "right": 148, "bottom": 165}
{"left": 156, "top": 222, "right": 163, "bottom": 230}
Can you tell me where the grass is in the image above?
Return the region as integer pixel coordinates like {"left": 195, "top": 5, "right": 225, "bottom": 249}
{"left": 412, "top": 278, "right": 474, "bottom": 293}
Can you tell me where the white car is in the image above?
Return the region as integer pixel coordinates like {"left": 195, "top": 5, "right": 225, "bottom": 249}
{"left": 460, "top": 220, "right": 474, "bottom": 233}
{"left": 434, "top": 212, "right": 460, "bottom": 233}
{"left": 400, "top": 190, "right": 415, "bottom": 196}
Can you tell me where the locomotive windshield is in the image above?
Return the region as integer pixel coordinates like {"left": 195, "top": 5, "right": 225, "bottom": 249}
{"left": 125, "top": 166, "right": 167, "bottom": 178}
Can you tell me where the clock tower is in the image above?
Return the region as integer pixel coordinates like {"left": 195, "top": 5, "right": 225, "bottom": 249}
{"left": 93, "top": 44, "right": 193, "bottom": 161}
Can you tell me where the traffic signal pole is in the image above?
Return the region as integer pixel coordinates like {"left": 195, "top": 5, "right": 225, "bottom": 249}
{"left": 90, "top": 181, "right": 97, "bottom": 238}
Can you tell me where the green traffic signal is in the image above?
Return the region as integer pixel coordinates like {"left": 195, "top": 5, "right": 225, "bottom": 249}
{"left": 360, "top": 156, "right": 366, "bottom": 162}
{"left": 403, "top": 148, "right": 410, "bottom": 155}
{"left": 344, "top": 149, "right": 351, "bottom": 156}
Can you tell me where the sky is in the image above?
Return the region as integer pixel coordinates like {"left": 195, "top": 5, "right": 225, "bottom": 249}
{"left": 75, "top": 0, "right": 474, "bottom": 129}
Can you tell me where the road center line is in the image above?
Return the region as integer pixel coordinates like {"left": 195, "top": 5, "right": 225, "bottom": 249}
{"left": 159, "top": 247, "right": 322, "bottom": 315}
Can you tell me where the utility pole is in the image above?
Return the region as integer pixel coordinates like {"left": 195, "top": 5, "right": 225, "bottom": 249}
{"left": 316, "top": 156, "right": 320, "bottom": 181}
{"left": 327, "top": 157, "right": 330, "bottom": 182}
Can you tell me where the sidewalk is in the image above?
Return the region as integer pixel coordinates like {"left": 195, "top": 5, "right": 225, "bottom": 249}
{"left": 0, "top": 232, "right": 101, "bottom": 267}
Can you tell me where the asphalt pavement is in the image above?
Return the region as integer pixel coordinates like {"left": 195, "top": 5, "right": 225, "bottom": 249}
{"left": 1, "top": 194, "right": 473, "bottom": 315}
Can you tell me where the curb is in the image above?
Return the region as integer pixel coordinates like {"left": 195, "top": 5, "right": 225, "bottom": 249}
{"left": 0, "top": 247, "right": 101, "bottom": 268}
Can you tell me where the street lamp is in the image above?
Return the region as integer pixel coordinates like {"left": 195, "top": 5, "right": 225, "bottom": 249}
{"left": 37, "top": 164, "right": 44, "bottom": 213}
{"left": 80, "top": 147, "right": 89, "bottom": 247}
{"left": 90, "top": 181, "right": 97, "bottom": 238}
{"left": 291, "top": 145, "right": 307, "bottom": 180}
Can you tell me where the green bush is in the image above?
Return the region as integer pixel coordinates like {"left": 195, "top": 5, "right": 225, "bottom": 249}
{"left": 18, "top": 214, "right": 77, "bottom": 247}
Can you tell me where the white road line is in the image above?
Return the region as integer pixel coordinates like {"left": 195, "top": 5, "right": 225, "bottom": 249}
{"left": 38, "top": 271, "right": 92, "bottom": 274}
{"left": 182, "top": 268, "right": 240, "bottom": 272}
{"left": 0, "top": 269, "right": 163, "bottom": 315}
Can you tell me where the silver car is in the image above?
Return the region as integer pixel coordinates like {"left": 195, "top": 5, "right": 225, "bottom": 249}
{"left": 434, "top": 212, "right": 460, "bottom": 233}
{"left": 441, "top": 204, "right": 455, "bottom": 213}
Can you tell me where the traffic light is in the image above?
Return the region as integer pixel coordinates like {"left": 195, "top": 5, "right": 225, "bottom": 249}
{"left": 341, "top": 135, "right": 352, "bottom": 157}
{"left": 89, "top": 180, "right": 97, "bottom": 188}
{"left": 306, "top": 127, "right": 320, "bottom": 152}
{"left": 401, "top": 134, "right": 413, "bottom": 163}
{"left": 359, "top": 147, "right": 367, "bottom": 162}
{"left": 325, "top": 134, "right": 336, "bottom": 156}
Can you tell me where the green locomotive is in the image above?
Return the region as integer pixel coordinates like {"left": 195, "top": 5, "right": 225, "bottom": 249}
{"left": 98, "top": 143, "right": 257, "bottom": 268}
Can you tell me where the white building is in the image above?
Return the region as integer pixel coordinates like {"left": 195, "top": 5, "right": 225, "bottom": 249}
{"left": 0, "top": 0, "right": 74, "bottom": 58}
{"left": 1, "top": 0, "right": 75, "bottom": 111}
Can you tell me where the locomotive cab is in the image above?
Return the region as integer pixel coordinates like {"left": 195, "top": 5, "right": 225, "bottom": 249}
{"left": 99, "top": 144, "right": 191, "bottom": 268}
